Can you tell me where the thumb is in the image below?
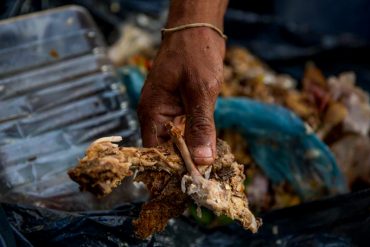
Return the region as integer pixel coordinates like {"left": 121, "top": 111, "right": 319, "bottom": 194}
{"left": 183, "top": 80, "right": 219, "bottom": 166}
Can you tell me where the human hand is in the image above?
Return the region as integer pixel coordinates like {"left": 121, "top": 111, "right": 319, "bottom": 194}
{"left": 138, "top": 27, "right": 225, "bottom": 166}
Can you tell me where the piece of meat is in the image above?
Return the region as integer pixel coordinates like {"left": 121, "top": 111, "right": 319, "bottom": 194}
{"left": 68, "top": 136, "right": 184, "bottom": 197}
{"left": 68, "top": 123, "right": 261, "bottom": 238}
{"left": 133, "top": 171, "right": 189, "bottom": 239}
{"left": 166, "top": 122, "right": 261, "bottom": 232}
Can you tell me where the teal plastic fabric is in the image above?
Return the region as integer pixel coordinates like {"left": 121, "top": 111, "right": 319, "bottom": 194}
{"left": 119, "top": 66, "right": 348, "bottom": 199}
{"left": 117, "top": 66, "right": 146, "bottom": 109}
{"left": 215, "top": 98, "right": 348, "bottom": 199}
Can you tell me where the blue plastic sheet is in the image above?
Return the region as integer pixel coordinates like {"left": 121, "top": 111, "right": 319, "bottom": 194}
{"left": 215, "top": 98, "right": 348, "bottom": 199}
{"left": 2, "top": 189, "right": 370, "bottom": 247}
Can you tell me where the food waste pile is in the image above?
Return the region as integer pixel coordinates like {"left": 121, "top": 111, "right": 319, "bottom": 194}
{"left": 69, "top": 120, "right": 261, "bottom": 238}
{"left": 118, "top": 46, "right": 370, "bottom": 212}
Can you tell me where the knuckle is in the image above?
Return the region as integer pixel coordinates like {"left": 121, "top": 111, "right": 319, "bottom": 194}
{"left": 185, "top": 76, "right": 221, "bottom": 101}
{"left": 206, "top": 77, "right": 221, "bottom": 96}
{"left": 186, "top": 119, "right": 214, "bottom": 145}
{"left": 183, "top": 65, "right": 222, "bottom": 95}
{"left": 187, "top": 113, "right": 214, "bottom": 135}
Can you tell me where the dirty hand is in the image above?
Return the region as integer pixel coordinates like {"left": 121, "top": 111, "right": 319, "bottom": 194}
{"left": 138, "top": 28, "right": 225, "bottom": 166}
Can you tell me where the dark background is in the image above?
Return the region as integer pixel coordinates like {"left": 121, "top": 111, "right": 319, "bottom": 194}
{"left": 2, "top": 0, "right": 370, "bottom": 40}
{"left": 1, "top": 0, "right": 369, "bottom": 89}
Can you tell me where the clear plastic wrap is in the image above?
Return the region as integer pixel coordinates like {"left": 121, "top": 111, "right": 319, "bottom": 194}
{"left": 0, "top": 6, "right": 142, "bottom": 210}
{"left": 0, "top": 29, "right": 103, "bottom": 76}
{"left": 0, "top": 54, "right": 111, "bottom": 100}
{"left": 0, "top": 67, "right": 117, "bottom": 122}
{"left": 0, "top": 91, "right": 127, "bottom": 138}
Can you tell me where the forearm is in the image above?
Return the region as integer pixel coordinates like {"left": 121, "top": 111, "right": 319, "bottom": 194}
{"left": 166, "top": 0, "right": 229, "bottom": 30}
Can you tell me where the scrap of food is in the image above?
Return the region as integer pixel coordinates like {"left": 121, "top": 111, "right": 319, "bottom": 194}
{"left": 119, "top": 45, "right": 370, "bottom": 212}
{"left": 68, "top": 42, "right": 370, "bottom": 236}
{"left": 68, "top": 121, "right": 262, "bottom": 239}
{"left": 220, "top": 47, "right": 370, "bottom": 210}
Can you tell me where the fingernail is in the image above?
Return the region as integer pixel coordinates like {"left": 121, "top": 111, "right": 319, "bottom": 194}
{"left": 192, "top": 146, "right": 213, "bottom": 166}
{"left": 193, "top": 146, "right": 212, "bottom": 158}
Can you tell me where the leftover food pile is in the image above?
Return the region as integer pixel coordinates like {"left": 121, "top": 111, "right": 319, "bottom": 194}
{"left": 69, "top": 120, "right": 261, "bottom": 238}
{"left": 117, "top": 46, "right": 370, "bottom": 212}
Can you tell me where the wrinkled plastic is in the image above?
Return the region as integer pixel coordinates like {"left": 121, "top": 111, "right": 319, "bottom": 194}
{"left": 215, "top": 98, "right": 348, "bottom": 199}
{"left": 0, "top": 114, "right": 138, "bottom": 193}
{"left": 2, "top": 188, "right": 370, "bottom": 247}
{"left": 120, "top": 66, "right": 348, "bottom": 200}
{"left": 0, "top": 6, "right": 142, "bottom": 210}
{"left": 0, "top": 5, "right": 105, "bottom": 76}
{"left": 0, "top": 91, "right": 130, "bottom": 141}
{"left": 0, "top": 30, "right": 102, "bottom": 76}
{"left": 0, "top": 72, "right": 117, "bottom": 122}
{"left": 0, "top": 54, "right": 111, "bottom": 101}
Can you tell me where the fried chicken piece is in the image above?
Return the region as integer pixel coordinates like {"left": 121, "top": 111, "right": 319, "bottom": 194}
{"left": 68, "top": 123, "right": 261, "bottom": 238}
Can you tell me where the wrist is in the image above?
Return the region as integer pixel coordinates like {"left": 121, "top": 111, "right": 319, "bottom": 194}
{"left": 166, "top": 0, "right": 228, "bottom": 30}
{"left": 162, "top": 27, "right": 225, "bottom": 46}
{"left": 160, "top": 27, "right": 226, "bottom": 60}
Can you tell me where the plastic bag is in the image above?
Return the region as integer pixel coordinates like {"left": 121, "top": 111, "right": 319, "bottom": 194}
{"left": 2, "top": 189, "right": 370, "bottom": 246}
{"left": 0, "top": 6, "right": 142, "bottom": 210}
{"left": 215, "top": 98, "right": 348, "bottom": 199}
